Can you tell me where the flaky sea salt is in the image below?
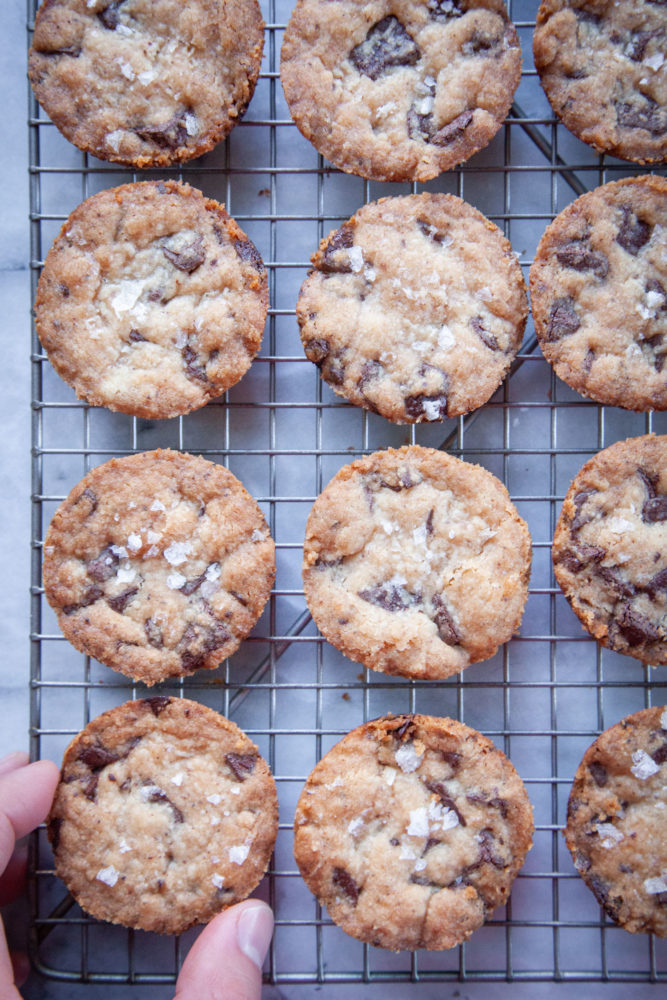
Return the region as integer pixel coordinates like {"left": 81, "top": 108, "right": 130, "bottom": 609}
{"left": 106, "top": 130, "right": 124, "bottom": 153}
{"left": 212, "top": 873, "right": 225, "bottom": 889}
{"left": 597, "top": 823, "right": 624, "bottom": 849}
{"left": 395, "top": 742, "right": 423, "bottom": 773}
{"left": 171, "top": 772, "right": 184, "bottom": 786}
{"left": 347, "top": 246, "right": 364, "bottom": 273}
{"left": 207, "top": 793, "right": 223, "bottom": 805}
{"left": 251, "top": 529, "right": 265, "bottom": 542}
{"left": 119, "top": 839, "right": 131, "bottom": 854}
{"left": 644, "top": 875, "right": 667, "bottom": 895}
{"left": 116, "top": 564, "right": 136, "bottom": 584}
{"left": 229, "top": 845, "right": 250, "bottom": 865}
{"left": 385, "top": 768, "right": 397, "bottom": 786}
{"left": 631, "top": 749, "right": 660, "bottom": 780}
{"left": 164, "top": 541, "right": 192, "bottom": 566}
{"left": 167, "top": 571, "right": 187, "bottom": 590}
{"left": 96, "top": 865, "right": 120, "bottom": 887}
{"left": 127, "top": 533, "right": 142, "bottom": 552}
{"left": 347, "top": 817, "right": 364, "bottom": 836}
{"left": 150, "top": 499, "right": 166, "bottom": 512}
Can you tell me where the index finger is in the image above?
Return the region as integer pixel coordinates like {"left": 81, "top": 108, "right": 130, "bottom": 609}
{"left": 0, "top": 760, "right": 59, "bottom": 842}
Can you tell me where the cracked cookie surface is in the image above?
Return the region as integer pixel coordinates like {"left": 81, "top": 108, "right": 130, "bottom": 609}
{"left": 565, "top": 706, "right": 667, "bottom": 937}
{"left": 35, "top": 181, "right": 268, "bottom": 419}
{"left": 281, "top": 0, "right": 521, "bottom": 182}
{"left": 43, "top": 450, "right": 275, "bottom": 685}
{"left": 530, "top": 176, "right": 667, "bottom": 412}
{"left": 298, "top": 194, "right": 528, "bottom": 423}
{"left": 294, "top": 713, "right": 533, "bottom": 950}
{"left": 303, "top": 446, "right": 531, "bottom": 680}
{"left": 553, "top": 435, "right": 667, "bottom": 665}
{"left": 48, "top": 697, "right": 278, "bottom": 934}
{"left": 28, "top": 0, "right": 264, "bottom": 167}
{"left": 534, "top": 0, "right": 667, "bottom": 165}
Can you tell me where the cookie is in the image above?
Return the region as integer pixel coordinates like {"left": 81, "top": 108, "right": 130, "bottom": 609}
{"left": 35, "top": 181, "right": 268, "bottom": 420}
{"left": 281, "top": 0, "right": 521, "bottom": 182}
{"left": 28, "top": 0, "right": 264, "bottom": 167}
{"left": 552, "top": 435, "right": 667, "bottom": 666}
{"left": 43, "top": 450, "right": 275, "bottom": 685}
{"left": 533, "top": 0, "right": 667, "bottom": 165}
{"left": 297, "top": 194, "right": 528, "bottom": 423}
{"left": 303, "top": 446, "right": 531, "bottom": 680}
{"left": 47, "top": 697, "right": 278, "bottom": 934}
{"left": 565, "top": 706, "right": 667, "bottom": 937}
{"left": 294, "top": 713, "right": 533, "bottom": 950}
{"left": 530, "top": 176, "right": 667, "bottom": 412}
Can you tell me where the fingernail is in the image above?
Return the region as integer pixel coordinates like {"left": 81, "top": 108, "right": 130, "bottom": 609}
{"left": 236, "top": 902, "right": 274, "bottom": 970}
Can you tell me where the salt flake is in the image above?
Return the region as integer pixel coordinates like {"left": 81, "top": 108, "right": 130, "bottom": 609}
{"left": 212, "top": 873, "right": 225, "bottom": 889}
{"left": 347, "top": 817, "right": 364, "bottom": 836}
{"left": 644, "top": 875, "right": 667, "bottom": 895}
{"left": 631, "top": 749, "right": 660, "bottom": 780}
{"left": 597, "top": 822, "right": 624, "bottom": 849}
{"left": 171, "top": 772, "right": 184, "bottom": 786}
{"left": 229, "top": 845, "right": 250, "bottom": 865}
{"left": 347, "top": 246, "right": 364, "bottom": 272}
{"left": 164, "top": 541, "right": 192, "bottom": 566}
{"left": 150, "top": 499, "right": 166, "bottom": 512}
{"left": 96, "top": 865, "right": 120, "bottom": 887}
{"left": 167, "top": 571, "right": 187, "bottom": 590}
{"left": 207, "top": 793, "right": 223, "bottom": 805}
{"left": 395, "top": 742, "right": 424, "bottom": 774}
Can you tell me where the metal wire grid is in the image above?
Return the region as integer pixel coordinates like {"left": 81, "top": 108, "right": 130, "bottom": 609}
{"left": 26, "top": 0, "right": 667, "bottom": 988}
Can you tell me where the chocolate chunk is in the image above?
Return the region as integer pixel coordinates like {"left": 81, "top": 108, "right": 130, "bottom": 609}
{"left": 431, "top": 110, "right": 474, "bottom": 146}
{"left": 326, "top": 354, "right": 345, "bottom": 386}
{"left": 77, "top": 487, "right": 97, "bottom": 514}
{"left": 319, "top": 226, "right": 354, "bottom": 273}
{"left": 570, "top": 489, "right": 597, "bottom": 531}
{"left": 616, "top": 207, "right": 652, "bottom": 256}
{"left": 471, "top": 315, "right": 499, "bottom": 351}
{"left": 588, "top": 761, "right": 608, "bottom": 787}
{"left": 404, "top": 392, "right": 448, "bottom": 421}
{"left": 225, "top": 752, "right": 258, "bottom": 781}
{"left": 489, "top": 797, "right": 509, "bottom": 819}
{"left": 426, "top": 508, "right": 435, "bottom": 536}
{"left": 463, "top": 30, "right": 503, "bottom": 55}
{"left": 182, "top": 344, "right": 208, "bottom": 383}
{"left": 427, "top": 0, "right": 463, "bottom": 18}
{"left": 59, "top": 283, "right": 70, "bottom": 298}
{"left": 87, "top": 546, "right": 119, "bottom": 582}
{"left": 144, "top": 696, "right": 171, "bottom": 717}
{"left": 407, "top": 106, "right": 435, "bottom": 143}
{"left": 358, "top": 360, "right": 382, "bottom": 392}
{"left": 332, "top": 867, "right": 360, "bottom": 904}
{"left": 424, "top": 837, "right": 440, "bottom": 853}
{"left": 178, "top": 620, "right": 231, "bottom": 671}
{"left": 643, "top": 496, "right": 667, "bottom": 524}
{"left": 616, "top": 605, "right": 660, "bottom": 647}
{"left": 163, "top": 235, "right": 205, "bottom": 274}
{"left": 234, "top": 238, "right": 264, "bottom": 272}
{"left": 41, "top": 45, "right": 82, "bottom": 58}
{"left": 555, "top": 241, "right": 609, "bottom": 278}
{"left": 618, "top": 863, "right": 634, "bottom": 874}
{"left": 616, "top": 100, "right": 665, "bottom": 137}
{"left": 180, "top": 572, "right": 208, "bottom": 596}
{"left": 441, "top": 750, "right": 462, "bottom": 771}
{"left": 63, "top": 585, "right": 104, "bottom": 615}
{"left": 545, "top": 297, "right": 580, "bottom": 342}
{"left": 647, "top": 568, "right": 667, "bottom": 597}
{"left": 575, "top": 851, "right": 591, "bottom": 873}
{"left": 303, "top": 338, "right": 330, "bottom": 367}
{"left": 597, "top": 567, "right": 637, "bottom": 599}
{"left": 129, "top": 329, "right": 147, "bottom": 343}
{"left": 83, "top": 775, "right": 99, "bottom": 801}
{"left": 393, "top": 717, "right": 416, "bottom": 741}
{"left": 97, "top": 1, "right": 125, "bottom": 30}
{"left": 144, "top": 617, "right": 163, "bottom": 648}
{"left": 350, "top": 16, "right": 420, "bottom": 81}
{"left": 78, "top": 743, "right": 123, "bottom": 770}
{"left": 358, "top": 583, "right": 413, "bottom": 612}
{"left": 416, "top": 218, "right": 449, "bottom": 244}
{"left": 627, "top": 30, "right": 661, "bottom": 62}
{"left": 651, "top": 741, "right": 667, "bottom": 765}
{"left": 107, "top": 587, "right": 138, "bottom": 614}
{"left": 432, "top": 595, "right": 461, "bottom": 645}
{"left": 48, "top": 816, "right": 62, "bottom": 852}
{"left": 583, "top": 348, "right": 595, "bottom": 374}
{"left": 135, "top": 114, "right": 190, "bottom": 150}
{"left": 477, "top": 829, "right": 505, "bottom": 868}
{"left": 145, "top": 785, "right": 184, "bottom": 823}
{"left": 424, "top": 780, "right": 466, "bottom": 826}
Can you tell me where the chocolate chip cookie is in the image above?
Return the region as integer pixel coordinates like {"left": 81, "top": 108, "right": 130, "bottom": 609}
{"left": 47, "top": 697, "right": 278, "bottom": 934}
{"left": 35, "top": 181, "right": 267, "bottom": 420}
{"left": 298, "top": 194, "right": 528, "bottom": 423}
{"left": 294, "top": 713, "right": 534, "bottom": 950}
{"left": 43, "top": 450, "right": 275, "bottom": 685}
{"left": 552, "top": 434, "right": 667, "bottom": 665}
{"left": 29, "top": 0, "right": 264, "bottom": 167}
{"left": 534, "top": 0, "right": 667, "bottom": 165}
{"left": 565, "top": 706, "right": 667, "bottom": 937}
{"left": 281, "top": 0, "right": 522, "bottom": 182}
{"left": 530, "top": 176, "right": 667, "bottom": 412}
{"left": 303, "top": 446, "right": 531, "bottom": 681}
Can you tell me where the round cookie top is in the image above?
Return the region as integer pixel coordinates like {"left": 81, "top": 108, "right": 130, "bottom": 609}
{"left": 303, "top": 446, "right": 531, "bottom": 680}
{"left": 566, "top": 706, "right": 667, "bottom": 937}
{"left": 28, "top": 0, "right": 264, "bottom": 167}
{"left": 35, "top": 182, "right": 268, "bottom": 420}
{"left": 533, "top": 0, "right": 667, "bottom": 165}
{"left": 281, "top": 0, "right": 521, "bottom": 182}
{"left": 43, "top": 450, "right": 275, "bottom": 685}
{"left": 298, "top": 194, "right": 528, "bottom": 423}
{"left": 530, "top": 176, "right": 667, "bottom": 412}
{"left": 47, "top": 697, "right": 278, "bottom": 934}
{"left": 552, "top": 435, "right": 667, "bottom": 666}
{"left": 294, "top": 713, "right": 534, "bottom": 950}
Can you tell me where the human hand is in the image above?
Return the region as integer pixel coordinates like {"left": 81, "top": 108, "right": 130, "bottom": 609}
{"left": 0, "top": 751, "right": 59, "bottom": 999}
{"left": 174, "top": 899, "right": 274, "bottom": 1000}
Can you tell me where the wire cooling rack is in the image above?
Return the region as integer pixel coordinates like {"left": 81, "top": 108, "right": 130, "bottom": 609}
{"left": 27, "top": 0, "right": 667, "bottom": 989}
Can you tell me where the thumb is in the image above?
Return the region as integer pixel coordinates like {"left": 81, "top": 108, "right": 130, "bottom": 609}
{"left": 174, "top": 900, "right": 273, "bottom": 1000}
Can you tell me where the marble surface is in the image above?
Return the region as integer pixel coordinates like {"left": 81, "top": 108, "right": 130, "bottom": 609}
{"left": 3, "top": 1, "right": 665, "bottom": 997}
